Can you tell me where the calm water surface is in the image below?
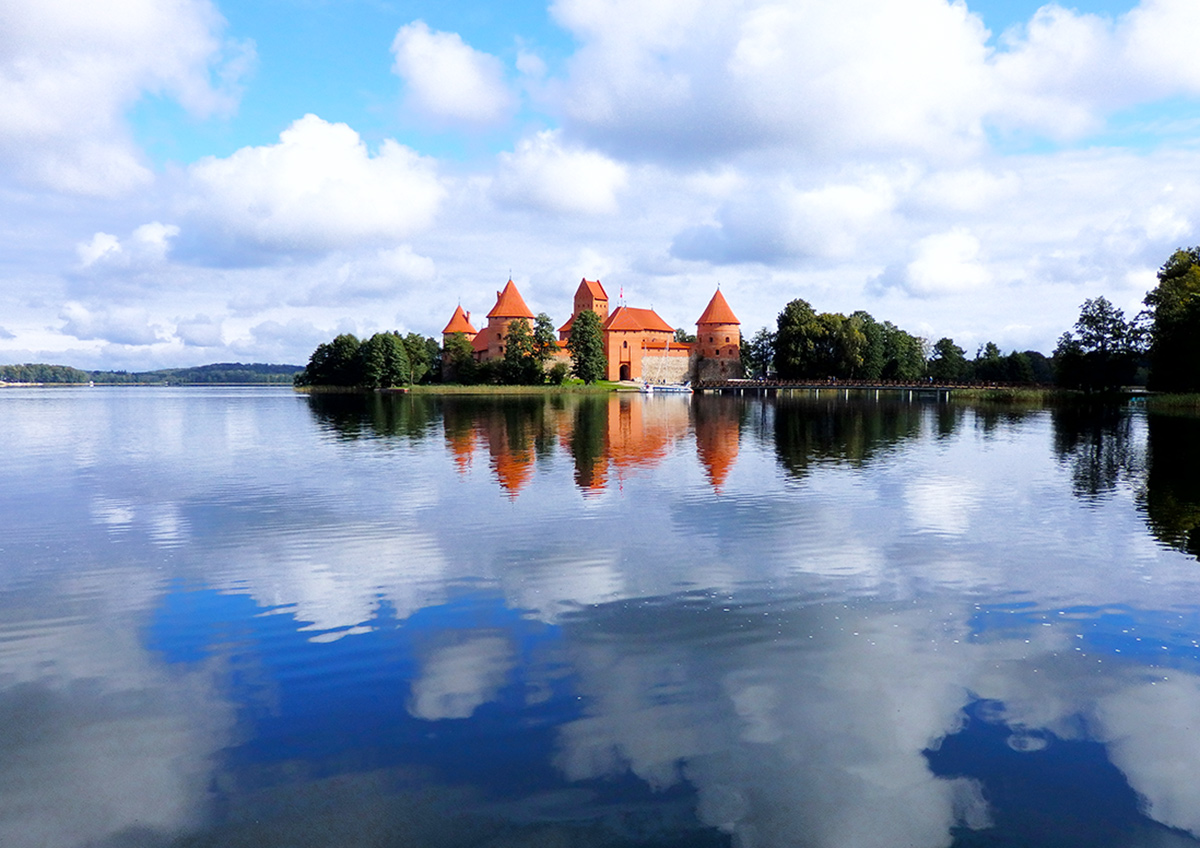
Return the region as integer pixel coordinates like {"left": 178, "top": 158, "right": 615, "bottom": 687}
{"left": 3, "top": 387, "right": 1200, "bottom": 848}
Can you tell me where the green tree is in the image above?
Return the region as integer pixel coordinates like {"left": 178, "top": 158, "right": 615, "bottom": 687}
{"left": 301, "top": 333, "right": 362, "bottom": 386}
{"left": 974, "top": 342, "right": 1005, "bottom": 382}
{"left": 880, "top": 322, "right": 925, "bottom": 380}
{"left": 851, "top": 311, "right": 886, "bottom": 380}
{"left": 928, "top": 338, "right": 969, "bottom": 382}
{"left": 442, "top": 332, "right": 477, "bottom": 384}
{"left": 382, "top": 333, "right": 411, "bottom": 387}
{"left": 741, "top": 327, "right": 776, "bottom": 377}
{"left": 674, "top": 327, "right": 697, "bottom": 344}
{"left": 533, "top": 313, "right": 559, "bottom": 363}
{"left": 1054, "top": 297, "right": 1138, "bottom": 391}
{"left": 501, "top": 319, "right": 543, "bottom": 384}
{"left": 1144, "top": 247, "right": 1200, "bottom": 392}
{"left": 401, "top": 333, "right": 432, "bottom": 384}
{"left": 567, "top": 309, "right": 606, "bottom": 384}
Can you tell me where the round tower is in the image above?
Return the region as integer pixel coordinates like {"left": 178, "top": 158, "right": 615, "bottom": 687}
{"left": 694, "top": 289, "right": 741, "bottom": 379}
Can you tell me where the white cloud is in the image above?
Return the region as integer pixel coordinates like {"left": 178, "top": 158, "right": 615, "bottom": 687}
{"left": 874, "top": 228, "right": 991, "bottom": 298}
{"left": 0, "top": 0, "right": 252, "bottom": 196}
{"left": 185, "top": 115, "right": 444, "bottom": 253}
{"left": 990, "top": 0, "right": 1200, "bottom": 139}
{"left": 391, "top": 21, "right": 515, "bottom": 126}
{"left": 174, "top": 314, "right": 223, "bottom": 347}
{"left": 60, "top": 302, "right": 164, "bottom": 346}
{"left": 77, "top": 222, "right": 180, "bottom": 268}
{"left": 492, "top": 130, "right": 628, "bottom": 215}
{"left": 550, "top": 0, "right": 1200, "bottom": 163}
{"left": 673, "top": 174, "right": 898, "bottom": 264}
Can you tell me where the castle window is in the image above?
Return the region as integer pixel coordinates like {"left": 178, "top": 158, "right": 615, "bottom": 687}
{"left": 725, "top": 336, "right": 730, "bottom": 343}
{"left": 709, "top": 336, "right": 714, "bottom": 343}
{"left": 623, "top": 340, "right": 628, "bottom": 348}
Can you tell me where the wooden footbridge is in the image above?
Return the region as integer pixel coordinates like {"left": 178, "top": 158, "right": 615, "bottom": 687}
{"left": 694, "top": 379, "right": 980, "bottom": 400}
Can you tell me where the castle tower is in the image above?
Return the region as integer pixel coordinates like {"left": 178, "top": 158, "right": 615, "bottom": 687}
{"left": 558, "top": 278, "right": 609, "bottom": 341}
{"left": 475, "top": 278, "right": 535, "bottom": 361}
{"left": 441, "top": 305, "right": 477, "bottom": 346}
{"left": 695, "top": 289, "right": 741, "bottom": 379}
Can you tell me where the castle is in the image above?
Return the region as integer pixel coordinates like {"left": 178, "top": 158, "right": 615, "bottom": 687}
{"left": 441, "top": 278, "right": 741, "bottom": 382}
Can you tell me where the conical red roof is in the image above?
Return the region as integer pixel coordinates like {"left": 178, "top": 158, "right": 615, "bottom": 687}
{"left": 696, "top": 289, "right": 739, "bottom": 325}
{"left": 442, "top": 304, "right": 477, "bottom": 335}
{"left": 487, "top": 279, "right": 535, "bottom": 319}
{"left": 576, "top": 278, "right": 608, "bottom": 301}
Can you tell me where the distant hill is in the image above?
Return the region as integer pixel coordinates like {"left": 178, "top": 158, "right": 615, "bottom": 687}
{"left": 1, "top": 362, "right": 304, "bottom": 385}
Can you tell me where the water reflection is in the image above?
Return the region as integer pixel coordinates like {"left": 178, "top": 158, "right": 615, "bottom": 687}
{"left": 8, "top": 388, "right": 1200, "bottom": 847}
{"left": 1052, "top": 405, "right": 1200, "bottom": 559}
{"left": 1142, "top": 414, "right": 1200, "bottom": 558}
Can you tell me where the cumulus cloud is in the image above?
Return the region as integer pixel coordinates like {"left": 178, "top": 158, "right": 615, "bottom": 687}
{"left": 873, "top": 228, "right": 991, "bottom": 298}
{"left": 391, "top": 21, "right": 515, "bottom": 126}
{"left": 60, "top": 302, "right": 164, "bottom": 346}
{"left": 304, "top": 246, "right": 437, "bottom": 305}
{"left": 77, "top": 222, "right": 180, "bottom": 269}
{"left": 552, "top": 0, "right": 990, "bottom": 161}
{"left": 673, "top": 175, "right": 897, "bottom": 264}
{"left": 0, "top": 0, "right": 252, "bottom": 195}
{"left": 174, "top": 314, "right": 224, "bottom": 347}
{"left": 492, "top": 130, "right": 628, "bottom": 215}
{"left": 550, "top": 0, "right": 1200, "bottom": 163}
{"left": 989, "top": 0, "right": 1200, "bottom": 139}
{"left": 185, "top": 115, "right": 444, "bottom": 254}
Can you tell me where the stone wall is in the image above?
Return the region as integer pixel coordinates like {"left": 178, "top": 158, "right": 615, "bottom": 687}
{"left": 640, "top": 351, "right": 691, "bottom": 384}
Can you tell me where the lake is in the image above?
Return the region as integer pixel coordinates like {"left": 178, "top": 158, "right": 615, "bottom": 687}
{"left": 3, "top": 386, "right": 1200, "bottom": 848}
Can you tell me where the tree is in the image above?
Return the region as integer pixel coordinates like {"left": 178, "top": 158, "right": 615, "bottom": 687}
{"left": 674, "top": 327, "right": 697, "bottom": 344}
{"left": 533, "top": 313, "right": 559, "bottom": 363}
{"left": 851, "top": 311, "right": 886, "bottom": 380}
{"left": 1054, "top": 297, "right": 1139, "bottom": 392}
{"left": 501, "top": 319, "right": 543, "bottom": 384}
{"left": 442, "top": 332, "right": 477, "bottom": 384}
{"left": 300, "top": 333, "right": 361, "bottom": 386}
{"left": 741, "top": 327, "right": 776, "bottom": 377}
{"left": 568, "top": 309, "right": 606, "bottom": 383}
{"left": 974, "top": 342, "right": 1005, "bottom": 382}
{"left": 1144, "top": 247, "right": 1200, "bottom": 392}
{"left": 928, "top": 338, "right": 969, "bottom": 382}
{"left": 401, "top": 333, "right": 432, "bottom": 384}
{"left": 880, "top": 322, "right": 925, "bottom": 380}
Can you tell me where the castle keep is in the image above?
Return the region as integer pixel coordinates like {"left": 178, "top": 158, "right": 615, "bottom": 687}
{"left": 442, "top": 278, "right": 741, "bottom": 383}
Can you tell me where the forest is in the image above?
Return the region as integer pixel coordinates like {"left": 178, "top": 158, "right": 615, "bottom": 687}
{"left": 0, "top": 362, "right": 302, "bottom": 384}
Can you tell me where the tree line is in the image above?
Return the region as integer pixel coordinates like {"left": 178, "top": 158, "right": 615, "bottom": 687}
{"left": 295, "top": 245, "right": 1200, "bottom": 392}
{"left": 296, "top": 310, "right": 611, "bottom": 388}
{"left": 1, "top": 363, "right": 302, "bottom": 384}
{"left": 741, "top": 301, "right": 1053, "bottom": 385}
{"left": 743, "top": 246, "right": 1200, "bottom": 393}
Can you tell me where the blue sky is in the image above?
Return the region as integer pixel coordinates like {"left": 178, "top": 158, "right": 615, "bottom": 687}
{"left": 2, "top": 0, "right": 1198, "bottom": 368}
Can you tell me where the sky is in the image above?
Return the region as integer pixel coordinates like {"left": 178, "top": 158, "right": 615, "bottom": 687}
{"left": 2, "top": 0, "right": 1199, "bottom": 369}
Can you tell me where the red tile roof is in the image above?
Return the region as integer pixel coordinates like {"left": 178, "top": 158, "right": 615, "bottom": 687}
{"left": 442, "top": 305, "right": 477, "bottom": 335}
{"left": 487, "top": 279, "right": 535, "bottom": 319}
{"left": 696, "top": 289, "right": 740, "bottom": 325}
{"left": 576, "top": 278, "right": 608, "bottom": 301}
{"left": 604, "top": 306, "right": 674, "bottom": 333}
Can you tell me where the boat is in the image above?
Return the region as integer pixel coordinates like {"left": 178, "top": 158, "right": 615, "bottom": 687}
{"left": 641, "top": 381, "right": 693, "bottom": 394}
{"left": 639, "top": 337, "right": 693, "bottom": 394}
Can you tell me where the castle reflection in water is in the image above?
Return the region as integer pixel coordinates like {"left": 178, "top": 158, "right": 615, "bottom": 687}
{"left": 443, "top": 394, "right": 742, "bottom": 497}
{"left": 304, "top": 390, "right": 1200, "bottom": 562}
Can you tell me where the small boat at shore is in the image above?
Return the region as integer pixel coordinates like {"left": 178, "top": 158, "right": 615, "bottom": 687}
{"left": 640, "top": 381, "right": 693, "bottom": 394}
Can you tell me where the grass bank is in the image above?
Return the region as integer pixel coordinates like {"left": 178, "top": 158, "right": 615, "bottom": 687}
{"left": 296, "top": 381, "right": 629, "bottom": 395}
{"left": 1145, "top": 393, "right": 1200, "bottom": 412}
{"left": 949, "top": 387, "right": 1058, "bottom": 405}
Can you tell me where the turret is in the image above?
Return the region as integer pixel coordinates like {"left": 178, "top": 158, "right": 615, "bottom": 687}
{"left": 695, "top": 289, "right": 741, "bottom": 379}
